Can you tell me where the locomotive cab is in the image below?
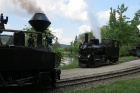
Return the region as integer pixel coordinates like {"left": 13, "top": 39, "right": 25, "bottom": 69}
{"left": 101, "top": 39, "right": 119, "bottom": 62}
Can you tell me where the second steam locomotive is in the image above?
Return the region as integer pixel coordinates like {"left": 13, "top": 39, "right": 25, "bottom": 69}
{"left": 78, "top": 33, "right": 120, "bottom": 67}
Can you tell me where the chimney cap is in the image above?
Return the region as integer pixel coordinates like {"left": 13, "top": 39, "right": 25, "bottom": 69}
{"left": 29, "top": 13, "right": 51, "bottom": 32}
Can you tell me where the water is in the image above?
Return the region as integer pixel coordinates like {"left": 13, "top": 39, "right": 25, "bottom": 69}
{"left": 61, "top": 57, "right": 75, "bottom": 65}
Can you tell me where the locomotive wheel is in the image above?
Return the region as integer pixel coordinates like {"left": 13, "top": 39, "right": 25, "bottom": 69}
{"left": 86, "top": 60, "right": 95, "bottom": 68}
{"left": 35, "top": 71, "right": 56, "bottom": 89}
{"left": 79, "top": 63, "right": 87, "bottom": 68}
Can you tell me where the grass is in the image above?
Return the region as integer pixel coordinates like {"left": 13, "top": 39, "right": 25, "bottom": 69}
{"left": 119, "top": 56, "right": 138, "bottom": 61}
{"left": 58, "top": 60, "right": 79, "bottom": 70}
{"left": 65, "top": 78, "right": 140, "bottom": 93}
{"left": 58, "top": 56, "right": 138, "bottom": 70}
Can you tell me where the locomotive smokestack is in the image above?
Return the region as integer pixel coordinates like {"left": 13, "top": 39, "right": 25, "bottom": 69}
{"left": 84, "top": 33, "right": 88, "bottom": 43}
{"left": 29, "top": 13, "right": 51, "bottom": 32}
{"left": 29, "top": 13, "right": 51, "bottom": 47}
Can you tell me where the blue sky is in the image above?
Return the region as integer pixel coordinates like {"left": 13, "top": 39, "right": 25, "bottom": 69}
{"left": 0, "top": 0, "right": 140, "bottom": 45}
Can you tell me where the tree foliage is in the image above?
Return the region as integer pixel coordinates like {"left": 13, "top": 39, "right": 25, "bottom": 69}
{"left": 101, "top": 4, "right": 140, "bottom": 56}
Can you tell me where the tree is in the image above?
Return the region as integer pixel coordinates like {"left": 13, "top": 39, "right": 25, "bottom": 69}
{"left": 131, "top": 9, "right": 140, "bottom": 38}
{"left": 109, "top": 8, "right": 117, "bottom": 29}
{"left": 101, "top": 4, "right": 138, "bottom": 56}
{"left": 53, "top": 37, "right": 60, "bottom": 47}
{"left": 74, "top": 35, "right": 78, "bottom": 45}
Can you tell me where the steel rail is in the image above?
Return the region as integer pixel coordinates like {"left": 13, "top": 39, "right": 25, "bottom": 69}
{"left": 56, "top": 66, "right": 140, "bottom": 88}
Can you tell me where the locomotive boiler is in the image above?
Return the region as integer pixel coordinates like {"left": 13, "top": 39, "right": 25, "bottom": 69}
{"left": 78, "top": 33, "right": 119, "bottom": 67}
{"left": 0, "top": 13, "right": 60, "bottom": 88}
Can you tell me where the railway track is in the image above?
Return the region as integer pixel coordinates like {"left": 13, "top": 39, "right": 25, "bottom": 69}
{"left": 56, "top": 65, "right": 140, "bottom": 88}
{"left": 2, "top": 61, "right": 140, "bottom": 93}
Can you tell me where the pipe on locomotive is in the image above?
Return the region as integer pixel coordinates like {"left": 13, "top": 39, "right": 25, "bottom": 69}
{"left": 0, "top": 13, "right": 8, "bottom": 33}
{"left": 84, "top": 33, "right": 88, "bottom": 43}
{"left": 84, "top": 33, "right": 99, "bottom": 45}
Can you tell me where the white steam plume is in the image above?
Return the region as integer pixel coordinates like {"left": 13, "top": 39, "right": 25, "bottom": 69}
{"left": 87, "top": 11, "right": 101, "bottom": 42}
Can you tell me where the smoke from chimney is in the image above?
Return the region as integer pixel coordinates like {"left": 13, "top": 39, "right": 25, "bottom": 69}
{"left": 11, "top": 0, "right": 43, "bottom": 14}
{"left": 87, "top": 11, "right": 101, "bottom": 42}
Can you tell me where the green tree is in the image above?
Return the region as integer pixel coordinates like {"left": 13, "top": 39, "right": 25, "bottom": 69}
{"left": 53, "top": 37, "right": 60, "bottom": 47}
{"left": 101, "top": 4, "right": 138, "bottom": 56}
{"left": 130, "top": 9, "right": 140, "bottom": 42}
{"left": 109, "top": 4, "right": 130, "bottom": 45}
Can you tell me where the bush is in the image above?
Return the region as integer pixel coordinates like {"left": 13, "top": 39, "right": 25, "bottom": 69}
{"left": 119, "top": 45, "right": 132, "bottom": 57}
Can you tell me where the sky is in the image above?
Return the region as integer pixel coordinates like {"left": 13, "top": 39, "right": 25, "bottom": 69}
{"left": 0, "top": 0, "right": 140, "bottom": 45}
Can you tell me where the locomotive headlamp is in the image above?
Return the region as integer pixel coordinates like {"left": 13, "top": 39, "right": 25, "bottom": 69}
{"left": 46, "top": 36, "right": 54, "bottom": 44}
{"left": 87, "top": 54, "right": 90, "bottom": 58}
{"left": 79, "top": 54, "right": 81, "bottom": 58}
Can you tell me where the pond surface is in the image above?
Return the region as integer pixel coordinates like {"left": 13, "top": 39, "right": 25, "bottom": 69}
{"left": 61, "top": 57, "right": 77, "bottom": 65}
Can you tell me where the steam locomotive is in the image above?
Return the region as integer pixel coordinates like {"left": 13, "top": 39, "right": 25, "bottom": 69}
{"left": 0, "top": 13, "right": 60, "bottom": 88}
{"left": 78, "top": 33, "right": 119, "bottom": 67}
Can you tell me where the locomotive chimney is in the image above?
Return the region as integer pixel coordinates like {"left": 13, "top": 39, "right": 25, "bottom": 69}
{"left": 29, "top": 13, "right": 51, "bottom": 47}
{"left": 84, "top": 33, "right": 88, "bottom": 43}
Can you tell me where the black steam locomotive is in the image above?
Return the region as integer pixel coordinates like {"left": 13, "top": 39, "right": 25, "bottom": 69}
{"left": 78, "top": 33, "right": 119, "bottom": 67}
{"left": 0, "top": 13, "right": 60, "bottom": 88}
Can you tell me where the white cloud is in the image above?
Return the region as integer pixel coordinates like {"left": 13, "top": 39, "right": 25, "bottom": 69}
{"left": 0, "top": 0, "right": 88, "bottom": 21}
{"left": 59, "top": 37, "right": 73, "bottom": 45}
{"left": 78, "top": 25, "right": 91, "bottom": 34}
{"left": 50, "top": 28, "right": 63, "bottom": 39}
{"left": 97, "top": 10, "right": 110, "bottom": 21}
{"left": 5, "top": 24, "right": 11, "bottom": 29}
{"left": 97, "top": 9, "right": 120, "bottom": 23}
{"left": 37, "top": 0, "right": 88, "bottom": 21}
{"left": 50, "top": 28, "right": 73, "bottom": 45}
{"left": 0, "top": 0, "right": 29, "bottom": 18}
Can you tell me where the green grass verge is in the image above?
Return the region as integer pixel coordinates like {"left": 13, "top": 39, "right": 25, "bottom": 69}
{"left": 65, "top": 78, "right": 140, "bottom": 93}
{"left": 58, "top": 56, "right": 138, "bottom": 70}
{"left": 119, "top": 56, "right": 138, "bottom": 61}
{"left": 58, "top": 60, "right": 79, "bottom": 70}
